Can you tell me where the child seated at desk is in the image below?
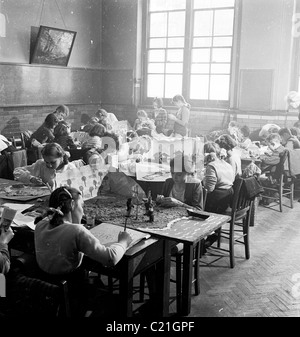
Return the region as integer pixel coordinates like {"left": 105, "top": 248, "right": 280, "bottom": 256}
{"left": 260, "top": 133, "right": 285, "bottom": 171}
{"left": 278, "top": 127, "right": 300, "bottom": 150}
{"left": 34, "top": 186, "right": 132, "bottom": 316}
{"left": 54, "top": 121, "right": 78, "bottom": 151}
{"left": 13, "top": 143, "right": 77, "bottom": 189}
{"left": 158, "top": 153, "right": 203, "bottom": 210}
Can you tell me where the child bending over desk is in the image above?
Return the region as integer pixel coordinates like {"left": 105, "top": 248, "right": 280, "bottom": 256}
{"left": 13, "top": 143, "right": 76, "bottom": 189}
{"left": 34, "top": 186, "right": 132, "bottom": 275}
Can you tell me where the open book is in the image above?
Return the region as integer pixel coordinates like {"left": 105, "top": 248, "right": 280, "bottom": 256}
{"left": 90, "top": 222, "right": 151, "bottom": 250}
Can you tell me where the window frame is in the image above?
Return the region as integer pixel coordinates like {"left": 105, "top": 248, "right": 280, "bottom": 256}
{"left": 141, "top": 0, "right": 238, "bottom": 109}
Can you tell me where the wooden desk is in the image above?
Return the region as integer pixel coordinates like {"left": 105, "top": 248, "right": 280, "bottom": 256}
{"left": 241, "top": 157, "right": 261, "bottom": 171}
{"left": 85, "top": 236, "right": 171, "bottom": 317}
{"left": 138, "top": 212, "right": 231, "bottom": 316}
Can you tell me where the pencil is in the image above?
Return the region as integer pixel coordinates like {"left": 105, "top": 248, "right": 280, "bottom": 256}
{"left": 124, "top": 217, "right": 128, "bottom": 231}
{"left": 44, "top": 182, "right": 52, "bottom": 193}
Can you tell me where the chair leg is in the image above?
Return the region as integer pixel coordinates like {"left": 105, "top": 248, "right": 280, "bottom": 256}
{"left": 243, "top": 218, "right": 250, "bottom": 260}
{"left": 139, "top": 272, "right": 146, "bottom": 302}
{"left": 194, "top": 242, "right": 200, "bottom": 296}
{"left": 290, "top": 183, "right": 294, "bottom": 209}
{"left": 279, "top": 180, "right": 283, "bottom": 212}
{"left": 108, "top": 276, "right": 114, "bottom": 293}
{"left": 61, "top": 281, "right": 71, "bottom": 318}
{"left": 175, "top": 254, "right": 182, "bottom": 314}
{"left": 229, "top": 221, "right": 235, "bottom": 269}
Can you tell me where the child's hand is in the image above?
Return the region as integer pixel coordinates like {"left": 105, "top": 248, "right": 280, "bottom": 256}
{"left": 0, "top": 227, "right": 14, "bottom": 245}
{"left": 29, "top": 176, "right": 44, "bottom": 185}
{"left": 118, "top": 231, "right": 133, "bottom": 248}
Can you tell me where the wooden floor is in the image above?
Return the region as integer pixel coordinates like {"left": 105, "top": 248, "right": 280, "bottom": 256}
{"left": 90, "top": 196, "right": 300, "bottom": 318}
{"left": 184, "top": 198, "right": 300, "bottom": 317}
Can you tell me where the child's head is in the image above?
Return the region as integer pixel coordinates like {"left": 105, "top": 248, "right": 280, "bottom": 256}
{"left": 41, "top": 142, "right": 69, "bottom": 170}
{"left": 228, "top": 121, "right": 238, "bottom": 129}
{"left": 54, "top": 121, "right": 71, "bottom": 137}
{"left": 170, "top": 153, "right": 194, "bottom": 184}
{"left": 48, "top": 187, "right": 83, "bottom": 226}
{"left": 266, "top": 133, "right": 282, "bottom": 150}
{"left": 137, "top": 110, "right": 148, "bottom": 119}
{"left": 95, "top": 109, "right": 108, "bottom": 122}
{"left": 88, "top": 117, "right": 99, "bottom": 125}
{"left": 89, "top": 123, "right": 107, "bottom": 137}
{"left": 171, "top": 94, "right": 187, "bottom": 107}
{"left": 44, "top": 113, "right": 59, "bottom": 129}
{"left": 241, "top": 125, "right": 251, "bottom": 138}
{"left": 153, "top": 97, "right": 164, "bottom": 109}
{"left": 54, "top": 105, "right": 69, "bottom": 120}
{"left": 215, "top": 134, "right": 237, "bottom": 151}
{"left": 290, "top": 126, "right": 300, "bottom": 138}
{"left": 80, "top": 113, "right": 90, "bottom": 125}
{"left": 278, "top": 127, "right": 292, "bottom": 145}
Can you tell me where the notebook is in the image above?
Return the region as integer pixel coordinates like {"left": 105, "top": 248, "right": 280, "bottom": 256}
{"left": 90, "top": 222, "right": 151, "bottom": 250}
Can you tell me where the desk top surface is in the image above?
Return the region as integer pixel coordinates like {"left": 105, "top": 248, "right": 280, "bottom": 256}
{"left": 137, "top": 213, "right": 230, "bottom": 244}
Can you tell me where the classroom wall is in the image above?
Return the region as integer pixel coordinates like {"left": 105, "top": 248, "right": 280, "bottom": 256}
{"left": 0, "top": 0, "right": 299, "bottom": 138}
{"left": 0, "top": 0, "right": 103, "bottom": 136}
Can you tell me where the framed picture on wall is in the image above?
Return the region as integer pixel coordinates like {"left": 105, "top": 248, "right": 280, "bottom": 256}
{"left": 30, "top": 25, "right": 77, "bottom": 66}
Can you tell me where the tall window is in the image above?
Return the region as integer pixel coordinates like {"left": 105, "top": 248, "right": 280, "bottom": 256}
{"left": 144, "top": 0, "right": 236, "bottom": 106}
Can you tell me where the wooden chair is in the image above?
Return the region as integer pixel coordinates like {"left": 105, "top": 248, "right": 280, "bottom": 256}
{"left": 202, "top": 176, "right": 254, "bottom": 269}
{"left": 260, "top": 149, "right": 294, "bottom": 212}
{"left": 11, "top": 133, "right": 26, "bottom": 150}
{"left": 10, "top": 253, "right": 72, "bottom": 317}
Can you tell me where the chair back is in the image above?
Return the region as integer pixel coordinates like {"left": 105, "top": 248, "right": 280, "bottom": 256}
{"left": 273, "top": 149, "right": 289, "bottom": 179}
{"left": 230, "top": 176, "right": 253, "bottom": 222}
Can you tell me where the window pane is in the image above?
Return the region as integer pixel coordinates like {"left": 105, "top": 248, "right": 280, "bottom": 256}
{"left": 148, "top": 50, "right": 165, "bottom": 62}
{"left": 191, "top": 64, "right": 210, "bottom": 74}
{"left": 168, "top": 37, "right": 185, "bottom": 48}
{"left": 194, "top": 10, "right": 213, "bottom": 36}
{"left": 212, "top": 48, "right": 231, "bottom": 62}
{"left": 167, "top": 49, "right": 184, "bottom": 62}
{"left": 166, "top": 63, "right": 183, "bottom": 73}
{"left": 168, "top": 11, "right": 186, "bottom": 37}
{"left": 210, "top": 75, "right": 230, "bottom": 100}
{"left": 214, "top": 10, "right": 234, "bottom": 36}
{"left": 194, "top": 0, "right": 235, "bottom": 9}
{"left": 148, "top": 63, "right": 165, "bottom": 73}
{"left": 192, "top": 49, "right": 211, "bottom": 62}
{"left": 150, "top": 13, "right": 167, "bottom": 37}
{"left": 149, "top": 0, "right": 186, "bottom": 12}
{"left": 211, "top": 64, "right": 230, "bottom": 74}
{"left": 147, "top": 74, "right": 165, "bottom": 97}
{"left": 193, "top": 37, "right": 212, "bottom": 47}
{"left": 190, "top": 75, "right": 209, "bottom": 99}
{"left": 165, "top": 75, "right": 182, "bottom": 98}
{"left": 213, "top": 37, "right": 232, "bottom": 47}
{"left": 149, "top": 38, "right": 167, "bottom": 48}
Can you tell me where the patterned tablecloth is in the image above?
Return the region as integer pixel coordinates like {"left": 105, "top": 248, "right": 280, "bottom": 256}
{"left": 83, "top": 192, "right": 189, "bottom": 230}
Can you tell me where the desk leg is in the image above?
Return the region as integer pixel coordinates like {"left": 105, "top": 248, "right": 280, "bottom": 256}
{"left": 119, "top": 258, "right": 134, "bottom": 317}
{"left": 181, "top": 243, "right": 193, "bottom": 316}
{"left": 155, "top": 239, "right": 171, "bottom": 317}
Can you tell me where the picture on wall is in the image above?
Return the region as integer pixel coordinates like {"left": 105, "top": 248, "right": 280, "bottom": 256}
{"left": 30, "top": 25, "right": 77, "bottom": 66}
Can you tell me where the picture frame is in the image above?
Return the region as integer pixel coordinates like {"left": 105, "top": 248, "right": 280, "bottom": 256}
{"left": 30, "top": 25, "right": 77, "bottom": 66}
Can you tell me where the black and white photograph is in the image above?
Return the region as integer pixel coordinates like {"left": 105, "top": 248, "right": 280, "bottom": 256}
{"left": 1, "top": 0, "right": 300, "bottom": 326}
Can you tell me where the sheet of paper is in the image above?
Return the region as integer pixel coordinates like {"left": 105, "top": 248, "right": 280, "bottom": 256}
{"left": 90, "top": 222, "right": 150, "bottom": 250}
{"left": 1, "top": 203, "right": 34, "bottom": 213}
{"left": 12, "top": 212, "right": 36, "bottom": 230}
